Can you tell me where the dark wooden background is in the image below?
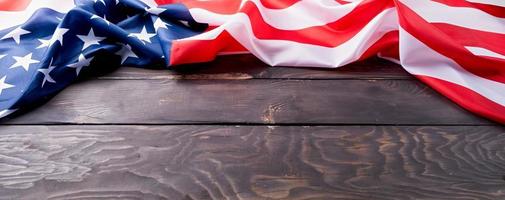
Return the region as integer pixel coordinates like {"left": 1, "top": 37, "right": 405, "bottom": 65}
{"left": 0, "top": 55, "right": 504, "bottom": 200}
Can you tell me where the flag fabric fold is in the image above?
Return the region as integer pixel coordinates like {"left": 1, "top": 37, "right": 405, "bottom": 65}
{"left": 0, "top": 0, "right": 504, "bottom": 124}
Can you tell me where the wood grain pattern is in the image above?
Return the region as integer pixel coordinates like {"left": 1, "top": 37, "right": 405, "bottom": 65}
{"left": 101, "top": 55, "right": 411, "bottom": 80}
{"left": 0, "top": 56, "right": 498, "bottom": 200}
{"left": 0, "top": 125, "right": 504, "bottom": 200}
{"left": 2, "top": 79, "right": 492, "bottom": 125}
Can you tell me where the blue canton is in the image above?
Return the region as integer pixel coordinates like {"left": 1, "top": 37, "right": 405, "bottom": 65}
{"left": 0, "top": 0, "right": 206, "bottom": 119}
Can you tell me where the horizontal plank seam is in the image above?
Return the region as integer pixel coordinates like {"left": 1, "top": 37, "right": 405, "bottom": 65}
{"left": 95, "top": 77, "right": 414, "bottom": 81}
{"left": 0, "top": 123, "right": 495, "bottom": 126}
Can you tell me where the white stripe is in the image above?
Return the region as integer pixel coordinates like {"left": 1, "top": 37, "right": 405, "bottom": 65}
{"left": 189, "top": 0, "right": 359, "bottom": 30}
{"left": 399, "top": 27, "right": 505, "bottom": 106}
{"left": 182, "top": 8, "right": 398, "bottom": 67}
{"left": 141, "top": 0, "right": 158, "bottom": 7}
{"left": 378, "top": 54, "right": 401, "bottom": 65}
{"left": 0, "top": 0, "right": 74, "bottom": 29}
{"left": 187, "top": 9, "right": 233, "bottom": 26}
{"left": 0, "top": 109, "right": 17, "bottom": 118}
{"left": 465, "top": 46, "right": 505, "bottom": 60}
{"left": 466, "top": 0, "right": 505, "bottom": 7}
{"left": 400, "top": 0, "right": 505, "bottom": 34}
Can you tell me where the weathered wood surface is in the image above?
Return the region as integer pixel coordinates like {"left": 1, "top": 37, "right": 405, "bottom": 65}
{"left": 0, "top": 55, "right": 501, "bottom": 199}
{"left": 101, "top": 55, "right": 411, "bottom": 80}
{"left": 2, "top": 79, "right": 491, "bottom": 125}
{"left": 0, "top": 125, "right": 504, "bottom": 200}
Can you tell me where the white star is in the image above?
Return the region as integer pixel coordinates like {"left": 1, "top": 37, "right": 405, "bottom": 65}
{"left": 1, "top": 27, "right": 30, "bottom": 44}
{"left": 91, "top": 14, "right": 111, "bottom": 26}
{"left": 116, "top": 0, "right": 120, "bottom": 4}
{"left": 179, "top": 20, "right": 190, "bottom": 27}
{"left": 49, "top": 27, "right": 69, "bottom": 46}
{"left": 77, "top": 28, "right": 105, "bottom": 50}
{"left": 37, "top": 38, "right": 51, "bottom": 49}
{"left": 0, "top": 76, "right": 14, "bottom": 95}
{"left": 115, "top": 44, "right": 138, "bottom": 64}
{"left": 94, "top": 0, "right": 106, "bottom": 5}
{"left": 67, "top": 54, "right": 92, "bottom": 75}
{"left": 154, "top": 17, "right": 171, "bottom": 31}
{"left": 129, "top": 26, "right": 155, "bottom": 44}
{"left": 145, "top": 7, "right": 166, "bottom": 15}
{"left": 10, "top": 53, "right": 39, "bottom": 71}
{"left": 0, "top": 109, "right": 17, "bottom": 118}
{"left": 38, "top": 59, "right": 56, "bottom": 87}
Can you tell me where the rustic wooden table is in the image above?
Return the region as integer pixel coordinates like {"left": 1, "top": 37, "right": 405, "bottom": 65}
{"left": 0, "top": 55, "right": 504, "bottom": 200}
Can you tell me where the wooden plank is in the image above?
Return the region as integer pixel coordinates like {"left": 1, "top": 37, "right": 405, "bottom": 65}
{"left": 101, "top": 55, "right": 411, "bottom": 80}
{"left": 0, "top": 125, "right": 504, "bottom": 200}
{"left": 2, "top": 79, "right": 492, "bottom": 125}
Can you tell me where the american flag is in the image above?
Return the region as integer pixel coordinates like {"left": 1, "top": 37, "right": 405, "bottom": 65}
{"left": 0, "top": 0, "right": 504, "bottom": 124}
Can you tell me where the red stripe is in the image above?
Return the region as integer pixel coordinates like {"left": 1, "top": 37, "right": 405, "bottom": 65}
{"left": 239, "top": 0, "right": 394, "bottom": 47}
{"left": 260, "top": 0, "right": 299, "bottom": 9}
{"left": 359, "top": 30, "right": 399, "bottom": 61}
{"left": 0, "top": 0, "right": 31, "bottom": 11}
{"left": 416, "top": 75, "right": 505, "bottom": 124}
{"left": 433, "top": 0, "right": 505, "bottom": 18}
{"left": 433, "top": 23, "right": 505, "bottom": 56}
{"left": 170, "top": 30, "right": 246, "bottom": 65}
{"left": 335, "top": 0, "right": 354, "bottom": 4}
{"left": 220, "top": 38, "right": 248, "bottom": 53}
{"left": 200, "top": 26, "right": 248, "bottom": 52}
{"left": 154, "top": 0, "right": 170, "bottom": 4}
{"left": 156, "top": 0, "right": 242, "bottom": 14}
{"left": 396, "top": 0, "right": 505, "bottom": 84}
{"left": 166, "top": 0, "right": 393, "bottom": 47}
{"left": 156, "top": 0, "right": 348, "bottom": 12}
